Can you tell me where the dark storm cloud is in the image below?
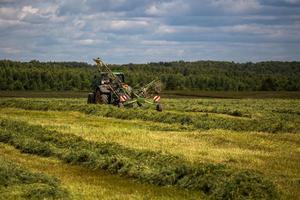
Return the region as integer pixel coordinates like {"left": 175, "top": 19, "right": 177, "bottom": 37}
{"left": 0, "top": 0, "right": 299, "bottom": 63}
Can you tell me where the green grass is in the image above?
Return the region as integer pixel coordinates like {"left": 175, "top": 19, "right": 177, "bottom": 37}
{"left": 0, "top": 143, "right": 200, "bottom": 200}
{"left": 1, "top": 90, "right": 300, "bottom": 99}
{"left": 0, "top": 98, "right": 299, "bottom": 133}
{"left": 0, "top": 97, "right": 299, "bottom": 199}
{"left": 0, "top": 119, "right": 279, "bottom": 199}
{"left": 0, "top": 156, "right": 69, "bottom": 200}
{"left": 163, "top": 90, "right": 300, "bottom": 99}
{"left": 0, "top": 91, "right": 88, "bottom": 98}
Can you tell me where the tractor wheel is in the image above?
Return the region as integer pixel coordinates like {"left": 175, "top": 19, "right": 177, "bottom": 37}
{"left": 101, "top": 94, "right": 109, "bottom": 104}
{"left": 156, "top": 103, "right": 162, "bottom": 112}
{"left": 95, "top": 90, "right": 102, "bottom": 104}
{"left": 95, "top": 90, "right": 109, "bottom": 104}
{"left": 87, "top": 93, "right": 95, "bottom": 104}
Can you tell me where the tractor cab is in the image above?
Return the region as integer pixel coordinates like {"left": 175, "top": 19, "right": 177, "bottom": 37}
{"left": 112, "top": 72, "right": 125, "bottom": 83}
{"left": 100, "top": 72, "right": 125, "bottom": 84}
{"left": 91, "top": 72, "right": 125, "bottom": 91}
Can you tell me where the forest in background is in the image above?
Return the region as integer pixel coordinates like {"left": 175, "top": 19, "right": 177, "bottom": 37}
{"left": 0, "top": 60, "right": 299, "bottom": 91}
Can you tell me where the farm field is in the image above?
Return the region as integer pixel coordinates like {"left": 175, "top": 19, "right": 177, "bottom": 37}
{"left": 1, "top": 90, "right": 300, "bottom": 99}
{"left": 0, "top": 97, "right": 299, "bottom": 199}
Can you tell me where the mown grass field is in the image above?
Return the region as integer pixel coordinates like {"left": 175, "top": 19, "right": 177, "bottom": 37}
{"left": 0, "top": 97, "right": 299, "bottom": 199}
{"left": 1, "top": 90, "right": 300, "bottom": 99}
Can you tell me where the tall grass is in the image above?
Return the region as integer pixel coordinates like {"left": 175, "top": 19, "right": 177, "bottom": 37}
{"left": 0, "top": 119, "right": 279, "bottom": 199}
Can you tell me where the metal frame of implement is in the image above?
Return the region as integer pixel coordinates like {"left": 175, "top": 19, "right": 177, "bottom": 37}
{"left": 93, "top": 58, "right": 162, "bottom": 111}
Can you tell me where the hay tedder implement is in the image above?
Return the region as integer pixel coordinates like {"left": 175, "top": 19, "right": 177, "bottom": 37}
{"left": 87, "top": 58, "right": 162, "bottom": 111}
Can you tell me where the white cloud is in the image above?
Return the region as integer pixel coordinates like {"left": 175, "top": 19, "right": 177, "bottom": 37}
{"left": 2, "top": 47, "right": 21, "bottom": 54}
{"left": 155, "top": 25, "right": 177, "bottom": 34}
{"left": 145, "top": 0, "right": 189, "bottom": 16}
{"left": 0, "top": 0, "right": 299, "bottom": 63}
{"left": 212, "top": 0, "right": 261, "bottom": 13}
{"left": 221, "top": 24, "right": 273, "bottom": 34}
{"left": 141, "top": 40, "right": 180, "bottom": 46}
{"left": 73, "top": 19, "right": 86, "bottom": 29}
{"left": 221, "top": 23, "right": 300, "bottom": 39}
{"left": 109, "top": 20, "right": 149, "bottom": 30}
{"left": 0, "top": 7, "right": 19, "bottom": 20}
{"left": 0, "top": 18, "right": 23, "bottom": 28}
{"left": 76, "top": 39, "right": 94, "bottom": 45}
{"left": 22, "top": 5, "right": 38, "bottom": 14}
{"left": 18, "top": 5, "right": 38, "bottom": 19}
{"left": 154, "top": 24, "right": 214, "bottom": 36}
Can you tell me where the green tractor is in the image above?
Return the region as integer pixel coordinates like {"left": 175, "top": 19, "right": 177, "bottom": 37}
{"left": 87, "top": 58, "right": 162, "bottom": 111}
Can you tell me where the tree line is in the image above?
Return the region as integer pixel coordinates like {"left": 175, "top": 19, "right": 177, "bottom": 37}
{"left": 0, "top": 60, "right": 299, "bottom": 91}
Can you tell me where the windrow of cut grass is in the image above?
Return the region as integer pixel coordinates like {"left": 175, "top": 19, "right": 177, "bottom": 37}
{"left": 0, "top": 119, "right": 279, "bottom": 199}
{"left": 0, "top": 98, "right": 298, "bottom": 133}
{"left": 0, "top": 143, "right": 202, "bottom": 200}
{"left": 164, "top": 98, "right": 300, "bottom": 117}
{"left": 0, "top": 158, "right": 69, "bottom": 200}
{"left": 163, "top": 102, "right": 250, "bottom": 118}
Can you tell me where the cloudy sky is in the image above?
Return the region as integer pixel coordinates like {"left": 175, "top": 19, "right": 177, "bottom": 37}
{"left": 0, "top": 0, "right": 300, "bottom": 64}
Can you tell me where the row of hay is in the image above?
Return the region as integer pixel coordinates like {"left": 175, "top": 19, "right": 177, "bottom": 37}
{"left": 0, "top": 158, "right": 69, "bottom": 199}
{"left": 0, "top": 119, "right": 279, "bottom": 199}
{"left": 0, "top": 98, "right": 297, "bottom": 133}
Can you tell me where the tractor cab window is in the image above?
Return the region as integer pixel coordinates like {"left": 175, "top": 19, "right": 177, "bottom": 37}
{"left": 98, "top": 72, "right": 125, "bottom": 84}
{"left": 115, "top": 74, "right": 125, "bottom": 83}
{"left": 100, "top": 74, "right": 110, "bottom": 84}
